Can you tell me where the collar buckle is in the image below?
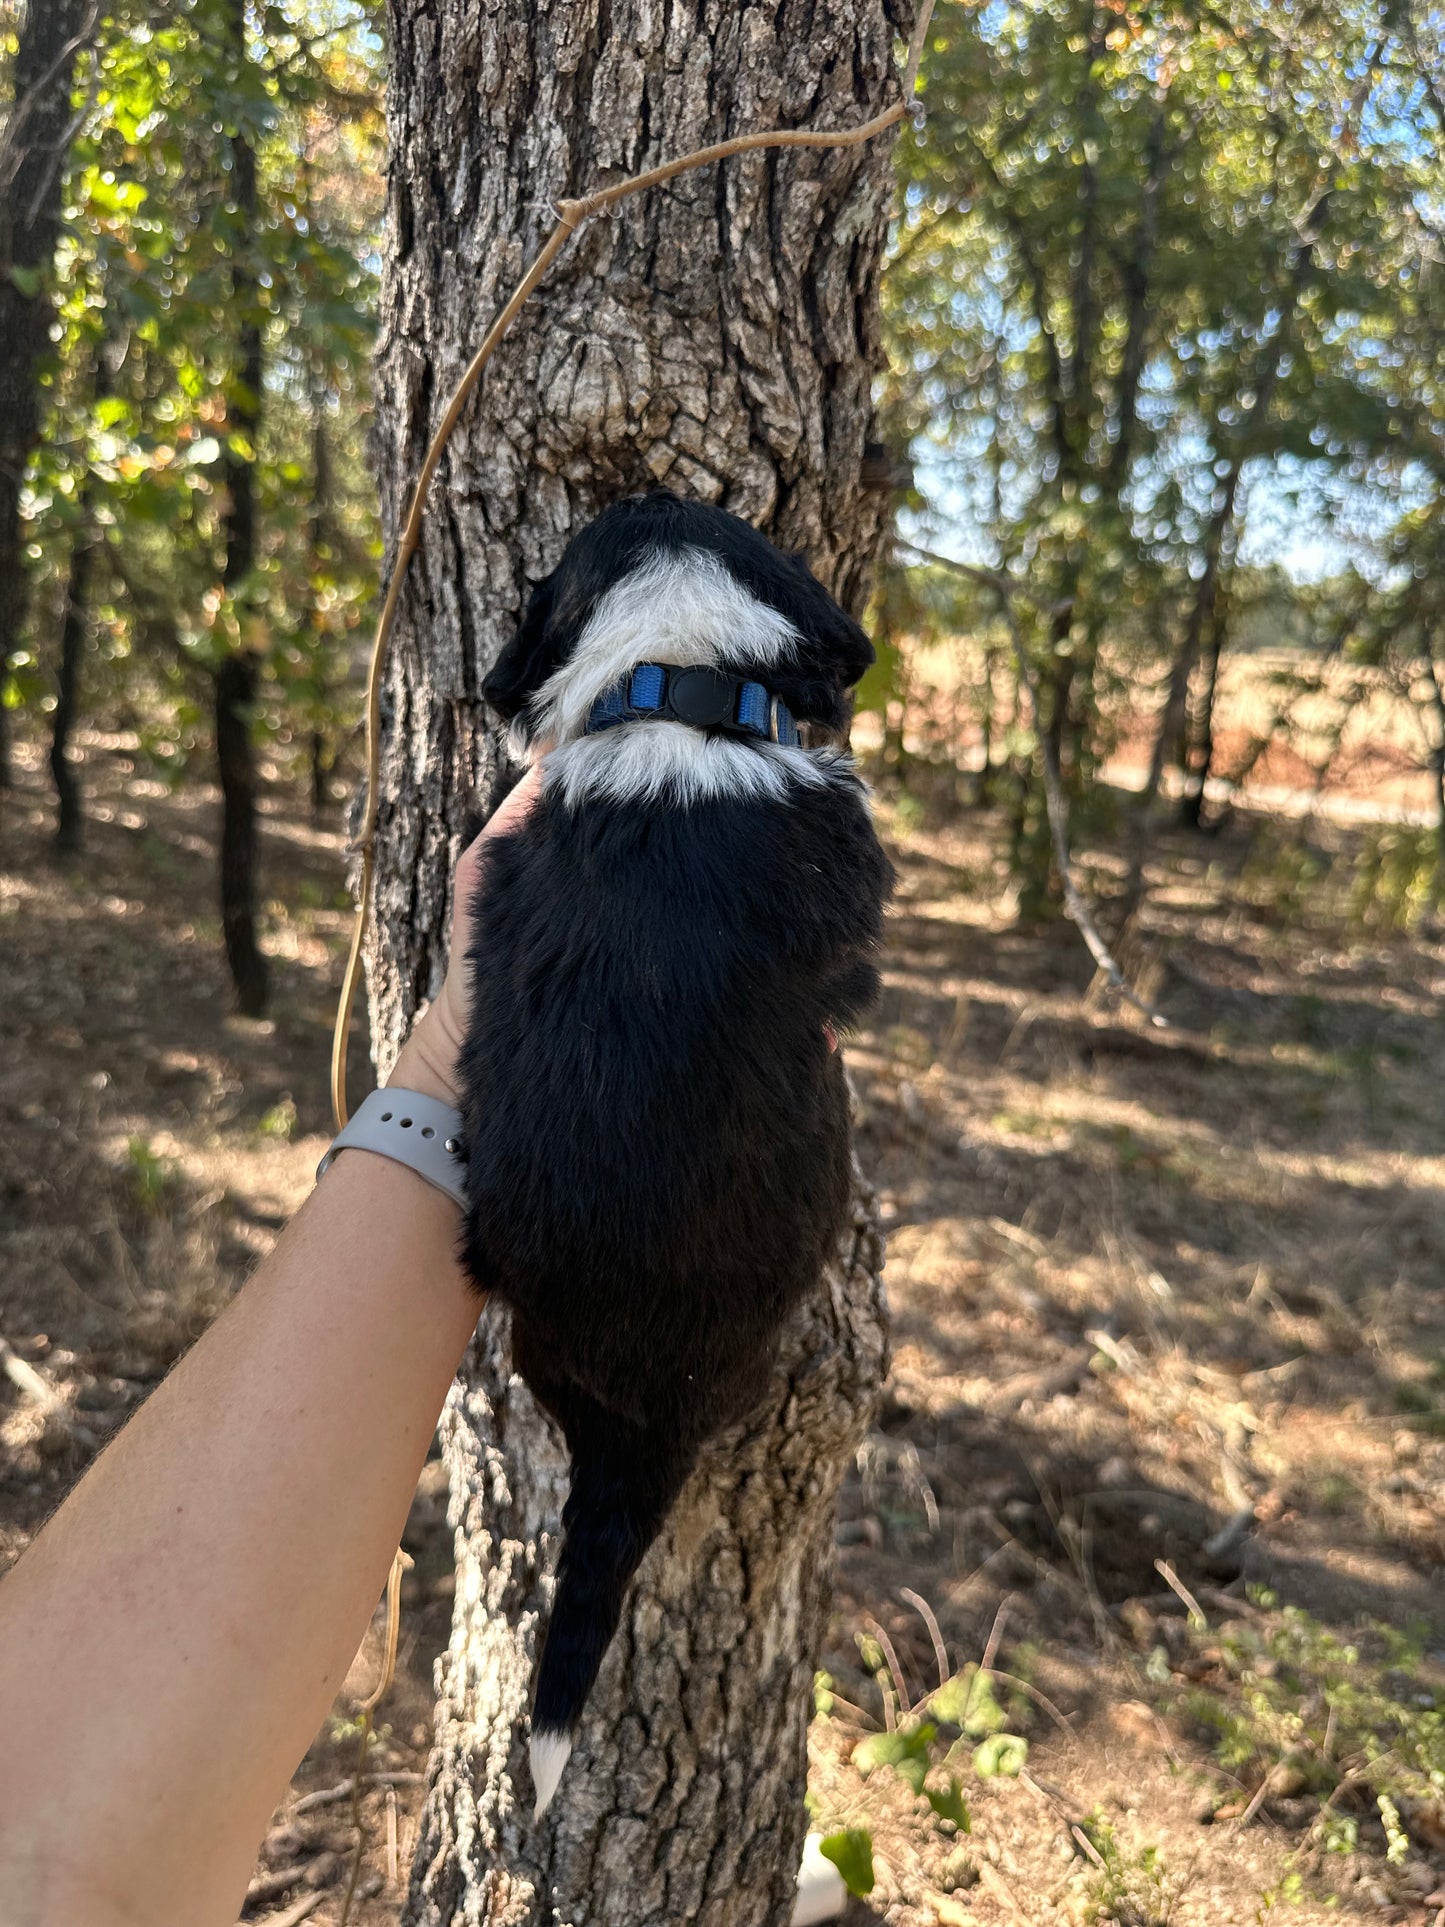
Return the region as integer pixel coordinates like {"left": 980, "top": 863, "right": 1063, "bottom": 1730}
{"left": 667, "top": 666, "right": 738, "bottom": 730}
{"left": 585, "top": 661, "right": 800, "bottom": 747}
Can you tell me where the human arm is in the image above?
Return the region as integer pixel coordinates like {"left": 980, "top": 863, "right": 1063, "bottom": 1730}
{"left": 0, "top": 771, "right": 538, "bottom": 1927}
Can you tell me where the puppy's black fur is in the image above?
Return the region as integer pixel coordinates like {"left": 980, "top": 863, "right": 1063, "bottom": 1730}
{"left": 459, "top": 491, "right": 892, "bottom": 1813}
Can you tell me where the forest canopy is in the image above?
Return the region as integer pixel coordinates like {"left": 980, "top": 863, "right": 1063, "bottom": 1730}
{"left": 2, "top": 0, "right": 1444, "bottom": 985}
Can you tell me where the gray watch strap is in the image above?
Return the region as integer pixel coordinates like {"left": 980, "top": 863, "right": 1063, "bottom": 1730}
{"left": 316, "top": 1088, "right": 468, "bottom": 1210}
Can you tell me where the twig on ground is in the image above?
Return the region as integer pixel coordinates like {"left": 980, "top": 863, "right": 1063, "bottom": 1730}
{"left": 865, "top": 1613, "right": 914, "bottom": 1719}
{"left": 820, "top": 1685, "right": 878, "bottom": 1727}
{"left": 1235, "top": 1772, "right": 1276, "bottom": 1831}
{"left": 983, "top": 1215, "right": 1050, "bottom": 1258}
{"left": 1153, "top": 1559, "right": 1207, "bottom": 1631}
{"left": 250, "top": 1891, "right": 325, "bottom": 1927}
{"left": 0, "top": 1336, "right": 66, "bottom": 1412}
{"left": 243, "top": 1855, "right": 338, "bottom": 1911}
{"left": 290, "top": 1771, "right": 423, "bottom": 1815}
{"left": 991, "top": 1671, "right": 1077, "bottom": 1743}
{"left": 1070, "top": 1822, "right": 1110, "bottom": 1872}
{"left": 895, "top": 538, "right": 1169, "bottom": 1029}
{"left": 980, "top": 1594, "right": 1015, "bottom": 1675}
{"left": 986, "top": 1355, "right": 1090, "bottom": 1412}
{"left": 0, "top": 1335, "right": 98, "bottom": 1450}
{"left": 978, "top": 1860, "right": 1033, "bottom": 1926}
{"left": 1129, "top": 1584, "right": 1264, "bottom": 1624}
{"left": 900, "top": 1587, "right": 951, "bottom": 1691}
{"left": 245, "top": 1866, "right": 305, "bottom": 1910}
{"left": 1019, "top": 1767, "right": 1087, "bottom": 1826}
{"left": 1287, "top": 1757, "right": 1385, "bottom": 1844}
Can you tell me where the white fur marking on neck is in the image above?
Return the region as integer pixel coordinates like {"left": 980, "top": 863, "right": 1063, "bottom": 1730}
{"left": 530, "top": 1728, "right": 572, "bottom": 1821}
{"left": 524, "top": 546, "right": 800, "bottom": 747}
{"left": 543, "top": 723, "right": 831, "bottom": 808}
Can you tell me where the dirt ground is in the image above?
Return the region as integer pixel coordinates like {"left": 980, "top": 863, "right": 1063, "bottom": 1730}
{"left": 3, "top": 726, "right": 1444, "bottom": 1926}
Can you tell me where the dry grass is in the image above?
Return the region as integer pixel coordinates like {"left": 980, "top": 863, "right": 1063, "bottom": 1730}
{"left": 818, "top": 775, "right": 1445, "bottom": 1924}
{"left": 857, "top": 643, "right": 1440, "bottom": 822}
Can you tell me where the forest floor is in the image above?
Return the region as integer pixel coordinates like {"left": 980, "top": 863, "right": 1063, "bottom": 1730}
{"left": 3, "top": 727, "right": 1444, "bottom": 1927}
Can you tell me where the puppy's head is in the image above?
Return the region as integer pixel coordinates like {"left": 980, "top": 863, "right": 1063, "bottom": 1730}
{"left": 483, "top": 491, "right": 873, "bottom": 751}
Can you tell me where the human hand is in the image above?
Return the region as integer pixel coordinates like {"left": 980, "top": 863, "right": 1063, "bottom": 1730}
{"left": 387, "top": 766, "right": 543, "bottom": 1106}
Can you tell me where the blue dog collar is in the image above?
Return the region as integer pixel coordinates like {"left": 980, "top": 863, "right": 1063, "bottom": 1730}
{"left": 585, "top": 663, "right": 801, "bottom": 748}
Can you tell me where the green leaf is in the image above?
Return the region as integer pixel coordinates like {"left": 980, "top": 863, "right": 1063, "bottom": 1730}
{"left": 8, "top": 264, "right": 45, "bottom": 298}
{"left": 819, "top": 1829, "right": 875, "bottom": 1898}
{"left": 926, "top": 1776, "right": 972, "bottom": 1830}
{"left": 852, "top": 1721, "right": 937, "bottom": 1794}
{"left": 852, "top": 631, "right": 904, "bottom": 715}
{"left": 972, "top": 1733, "right": 1029, "bottom": 1780}
{"left": 855, "top": 1633, "right": 885, "bottom": 1675}
{"left": 929, "top": 1666, "right": 1008, "bottom": 1738}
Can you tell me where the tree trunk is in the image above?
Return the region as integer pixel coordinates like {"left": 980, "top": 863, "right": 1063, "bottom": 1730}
{"left": 49, "top": 310, "right": 115, "bottom": 851}
{"left": 213, "top": 0, "right": 268, "bottom": 1015}
{"left": 309, "top": 728, "right": 331, "bottom": 817}
{"left": 367, "top": 3, "right": 904, "bottom": 1920}
{"left": 306, "top": 395, "right": 334, "bottom": 819}
{"left": 0, "top": 0, "right": 95, "bottom": 788}
{"left": 1180, "top": 564, "right": 1236, "bottom": 832}
{"left": 49, "top": 486, "right": 92, "bottom": 854}
{"left": 216, "top": 651, "right": 267, "bottom": 1014}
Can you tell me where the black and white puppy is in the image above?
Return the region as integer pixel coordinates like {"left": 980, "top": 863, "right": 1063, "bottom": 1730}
{"left": 461, "top": 488, "right": 893, "bottom": 1819}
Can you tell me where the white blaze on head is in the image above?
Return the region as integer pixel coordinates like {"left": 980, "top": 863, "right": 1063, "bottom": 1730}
{"left": 530, "top": 1728, "right": 572, "bottom": 1821}
{"left": 525, "top": 545, "right": 801, "bottom": 748}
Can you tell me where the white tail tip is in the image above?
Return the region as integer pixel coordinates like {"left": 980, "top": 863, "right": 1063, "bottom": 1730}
{"left": 791, "top": 1834, "right": 848, "bottom": 1924}
{"left": 530, "top": 1729, "right": 572, "bottom": 1820}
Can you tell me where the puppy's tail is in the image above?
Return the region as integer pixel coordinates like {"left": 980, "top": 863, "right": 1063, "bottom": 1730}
{"left": 530, "top": 1432, "right": 695, "bottom": 1820}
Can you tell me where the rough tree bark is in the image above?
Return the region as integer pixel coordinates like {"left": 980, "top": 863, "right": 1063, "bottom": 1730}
{"left": 364, "top": 2, "right": 907, "bottom": 1921}
{"left": 0, "top": 0, "right": 95, "bottom": 788}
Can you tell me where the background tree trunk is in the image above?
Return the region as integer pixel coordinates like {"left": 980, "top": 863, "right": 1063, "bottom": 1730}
{"left": 0, "top": 0, "right": 95, "bottom": 789}
{"left": 365, "top": 2, "right": 906, "bottom": 1920}
{"left": 49, "top": 303, "right": 115, "bottom": 853}
{"left": 49, "top": 480, "right": 93, "bottom": 855}
{"left": 213, "top": 0, "right": 268, "bottom": 1016}
{"left": 306, "top": 382, "right": 335, "bottom": 818}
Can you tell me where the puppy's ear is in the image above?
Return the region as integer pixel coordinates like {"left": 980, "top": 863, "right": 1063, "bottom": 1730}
{"left": 820, "top": 598, "right": 875, "bottom": 690}
{"left": 786, "top": 553, "right": 875, "bottom": 690}
{"left": 482, "top": 573, "right": 559, "bottom": 724}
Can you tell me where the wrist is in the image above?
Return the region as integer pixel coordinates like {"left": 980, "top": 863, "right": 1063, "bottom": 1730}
{"left": 387, "top": 1009, "right": 462, "bottom": 1108}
